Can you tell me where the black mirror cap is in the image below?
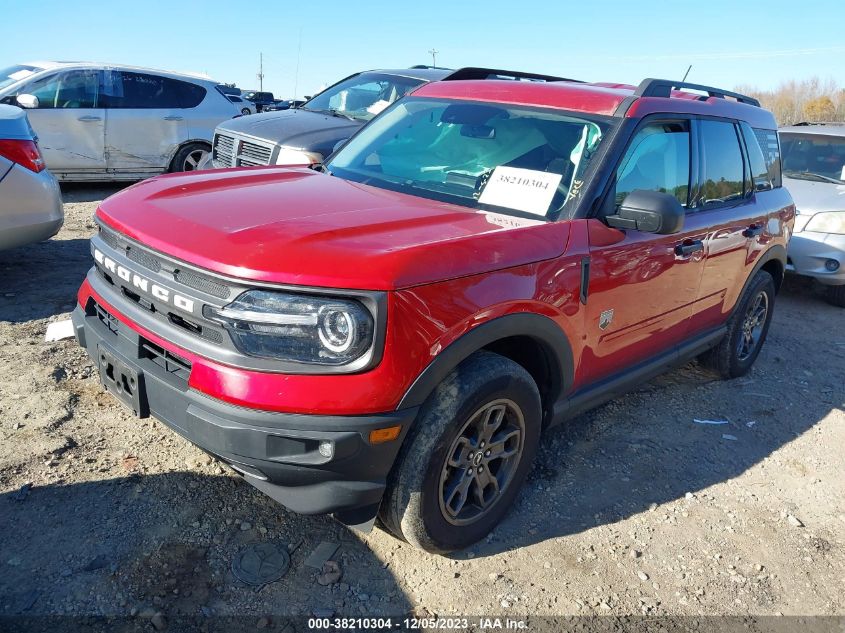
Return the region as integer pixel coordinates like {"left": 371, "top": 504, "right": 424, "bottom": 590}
{"left": 607, "top": 189, "right": 685, "bottom": 235}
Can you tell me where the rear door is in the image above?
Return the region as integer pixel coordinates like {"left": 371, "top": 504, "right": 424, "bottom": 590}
{"left": 22, "top": 69, "right": 106, "bottom": 174}
{"left": 584, "top": 118, "right": 708, "bottom": 384}
{"left": 102, "top": 70, "right": 189, "bottom": 174}
{"left": 690, "top": 119, "right": 769, "bottom": 333}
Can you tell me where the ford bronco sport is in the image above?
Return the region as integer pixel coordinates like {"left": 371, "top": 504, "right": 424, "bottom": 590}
{"left": 72, "top": 75, "right": 793, "bottom": 553}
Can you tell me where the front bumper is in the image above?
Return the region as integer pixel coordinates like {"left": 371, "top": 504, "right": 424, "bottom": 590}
{"left": 787, "top": 231, "right": 845, "bottom": 285}
{"left": 71, "top": 300, "right": 417, "bottom": 520}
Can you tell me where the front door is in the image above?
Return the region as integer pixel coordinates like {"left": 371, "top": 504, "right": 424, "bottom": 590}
{"left": 22, "top": 69, "right": 106, "bottom": 174}
{"left": 583, "top": 118, "right": 707, "bottom": 384}
{"left": 102, "top": 70, "right": 188, "bottom": 174}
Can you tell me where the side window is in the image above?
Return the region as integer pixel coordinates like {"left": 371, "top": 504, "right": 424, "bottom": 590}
{"left": 753, "top": 128, "right": 782, "bottom": 188}
{"left": 615, "top": 121, "right": 691, "bottom": 208}
{"left": 699, "top": 120, "right": 745, "bottom": 206}
{"left": 103, "top": 72, "right": 186, "bottom": 108}
{"left": 25, "top": 70, "right": 100, "bottom": 108}
{"left": 739, "top": 122, "right": 773, "bottom": 192}
{"left": 174, "top": 81, "right": 206, "bottom": 108}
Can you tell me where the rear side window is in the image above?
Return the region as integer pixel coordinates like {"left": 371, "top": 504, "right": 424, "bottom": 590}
{"left": 739, "top": 122, "right": 774, "bottom": 192}
{"left": 698, "top": 120, "right": 745, "bottom": 207}
{"left": 103, "top": 71, "right": 206, "bottom": 109}
{"left": 615, "top": 121, "right": 691, "bottom": 208}
{"left": 752, "top": 127, "right": 782, "bottom": 188}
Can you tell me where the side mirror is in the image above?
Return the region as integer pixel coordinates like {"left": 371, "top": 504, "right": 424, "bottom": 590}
{"left": 605, "top": 189, "right": 684, "bottom": 235}
{"left": 332, "top": 138, "right": 349, "bottom": 154}
{"left": 16, "top": 94, "right": 39, "bottom": 109}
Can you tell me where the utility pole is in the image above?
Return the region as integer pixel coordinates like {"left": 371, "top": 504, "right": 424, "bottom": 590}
{"left": 428, "top": 48, "right": 439, "bottom": 68}
{"left": 257, "top": 53, "right": 265, "bottom": 91}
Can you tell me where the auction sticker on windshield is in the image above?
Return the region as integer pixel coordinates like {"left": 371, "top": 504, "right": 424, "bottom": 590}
{"left": 478, "top": 166, "right": 562, "bottom": 216}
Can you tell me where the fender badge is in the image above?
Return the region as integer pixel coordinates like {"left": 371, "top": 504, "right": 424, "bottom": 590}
{"left": 599, "top": 309, "right": 614, "bottom": 331}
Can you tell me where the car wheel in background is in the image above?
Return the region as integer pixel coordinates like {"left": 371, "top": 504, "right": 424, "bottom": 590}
{"left": 826, "top": 285, "right": 845, "bottom": 308}
{"left": 379, "top": 351, "right": 541, "bottom": 554}
{"left": 241, "top": 108, "right": 251, "bottom": 116}
{"left": 170, "top": 142, "right": 211, "bottom": 173}
{"left": 699, "top": 270, "right": 776, "bottom": 379}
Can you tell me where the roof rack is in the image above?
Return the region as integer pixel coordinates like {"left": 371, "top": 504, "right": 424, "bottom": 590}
{"left": 408, "top": 65, "right": 452, "bottom": 70}
{"left": 444, "top": 67, "right": 581, "bottom": 84}
{"left": 633, "top": 78, "right": 761, "bottom": 107}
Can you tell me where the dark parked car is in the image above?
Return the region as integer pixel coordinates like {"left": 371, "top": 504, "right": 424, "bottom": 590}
{"left": 242, "top": 91, "right": 277, "bottom": 112}
{"left": 205, "top": 67, "right": 568, "bottom": 169}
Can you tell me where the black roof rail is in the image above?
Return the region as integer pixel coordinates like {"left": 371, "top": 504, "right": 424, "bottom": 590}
{"left": 444, "top": 67, "right": 581, "bottom": 84}
{"left": 633, "top": 78, "right": 761, "bottom": 107}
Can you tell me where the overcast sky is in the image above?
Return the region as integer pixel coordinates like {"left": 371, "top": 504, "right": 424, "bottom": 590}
{"left": 1, "top": 0, "right": 842, "bottom": 98}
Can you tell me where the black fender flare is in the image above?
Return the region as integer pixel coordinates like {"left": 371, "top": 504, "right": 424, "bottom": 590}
{"left": 737, "top": 245, "right": 787, "bottom": 308}
{"left": 397, "top": 313, "right": 575, "bottom": 414}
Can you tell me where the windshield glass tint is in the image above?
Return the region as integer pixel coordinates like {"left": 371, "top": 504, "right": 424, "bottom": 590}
{"left": 304, "top": 73, "right": 425, "bottom": 122}
{"left": 0, "top": 65, "right": 40, "bottom": 91}
{"left": 326, "top": 98, "right": 610, "bottom": 217}
{"left": 781, "top": 132, "right": 845, "bottom": 183}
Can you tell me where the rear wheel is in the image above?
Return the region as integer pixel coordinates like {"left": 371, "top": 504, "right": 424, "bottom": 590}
{"left": 170, "top": 142, "right": 210, "bottom": 173}
{"left": 825, "top": 285, "right": 845, "bottom": 308}
{"left": 699, "top": 270, "right": 775, "bottom": 379}
{"left": 379, "top": 351, "right": 541, "bottom": 554}
{"left": 241, "top": 107, "right": 251, "bottom": 116}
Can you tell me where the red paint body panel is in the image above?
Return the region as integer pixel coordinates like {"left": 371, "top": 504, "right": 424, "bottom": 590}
{"left": 413, "top": 79, "right": 628, "bottom": 116}
{"left": 96, "top": 168, "right": 566, "bottom": 291}
{"left": 626, "top": 96, "right": 778, "bottom": 129}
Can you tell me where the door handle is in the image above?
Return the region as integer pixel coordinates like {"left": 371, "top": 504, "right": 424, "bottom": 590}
{"left": 164, "top": 116, "right": 184, "bottom": 121}
{"left": 77, "top": 115, "right": 102, "bottom": 121}
{"left": 743, "top": 224, "right": 764, "bottom": 238}
{"left": 675, "top": 240, "right": 704, "bottom": 258}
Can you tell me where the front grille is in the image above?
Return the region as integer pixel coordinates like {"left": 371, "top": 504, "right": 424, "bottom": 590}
{"left": 238, "top": 140, "right": 273, "bottom": 166}
{"left": 139, "top": 337, "right": 192, "bottom": 383}
{"left": 214, "top": 133, "right": 236, "bottom": 167}
{"left": 92, "top": 300, "right": 119, "bottom": 336}
{"left": 126, "top": 246, "right": 161, "bottom": 273}
{"left": 174, "top": 269, "right": 229, "bottom": 300}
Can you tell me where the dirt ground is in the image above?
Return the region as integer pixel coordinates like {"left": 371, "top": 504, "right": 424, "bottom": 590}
{"left": 0, "top": 184, "right": 843, "bottom": 628}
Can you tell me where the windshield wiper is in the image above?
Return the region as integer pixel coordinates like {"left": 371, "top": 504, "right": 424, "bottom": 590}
{"left": 784, "top": 170, "right": 845, "bottom": 185}
{"left": 306, "top": 107, "right": 356, "bottom": 121}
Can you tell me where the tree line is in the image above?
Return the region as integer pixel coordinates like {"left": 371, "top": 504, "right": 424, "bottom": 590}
{"left": 736, "top": 77, "right": 845, "bottom": 126}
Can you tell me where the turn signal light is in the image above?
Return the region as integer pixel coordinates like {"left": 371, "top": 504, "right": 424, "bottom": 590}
{"left": 0, "top": 139, "right": 45, "bottom": 173}
{"left": 369, "top": 425, "right": 401, "bottom": 444}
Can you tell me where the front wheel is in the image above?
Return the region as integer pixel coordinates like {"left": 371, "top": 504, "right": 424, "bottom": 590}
{"left": 379, "top": 351, "right": 541, "bottom": 554}
{"left": 699, "top": 269, "right": 776, "bottom": 379}
{"left": 241, "top": 107, "right": 251, "bottom": 116}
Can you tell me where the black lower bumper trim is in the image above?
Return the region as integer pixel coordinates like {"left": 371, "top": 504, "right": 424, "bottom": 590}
{"left": 72, "top": 304, "right": 417, "bottom": 516}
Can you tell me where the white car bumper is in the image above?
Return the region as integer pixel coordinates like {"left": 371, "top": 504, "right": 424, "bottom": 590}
{"left": 787, "top": 231, "right": 845, "bottom": 285}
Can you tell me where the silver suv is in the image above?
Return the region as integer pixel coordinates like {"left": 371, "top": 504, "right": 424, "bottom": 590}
{"left": 780, "top": 122, "right": 845, "bottom": 306}
{"left": 0, "top": 62, "right": 241, "bottom": 181}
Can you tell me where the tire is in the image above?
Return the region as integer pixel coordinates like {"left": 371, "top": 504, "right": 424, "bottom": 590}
{"left": 699, "top": 270, "right": 776, "bottom": 379}
{"left": 825, "top": 285, "right": 845, "bottom": 308}
{"left": 241, "top": 108, "right": 251, "bottom": 116}
{"left": 170, "top": 142, "right": 210, "bottom": 173}
{"left": 379, "top": 351, "right": 541, "bottom": 554}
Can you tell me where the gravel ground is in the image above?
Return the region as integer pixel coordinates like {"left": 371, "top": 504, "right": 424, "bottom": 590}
{"left": 0, "top": 184, "right": 843, "bottom": 627}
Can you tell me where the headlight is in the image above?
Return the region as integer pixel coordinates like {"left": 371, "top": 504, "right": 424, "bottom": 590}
{"left": 805, "top": 212, "right": 845, "bottom": 235}
{"left": 205, "top": 290, "right": 374, "bottom": 365}
{"left": 275, "top": 147, "right": 323, "bottom": 166}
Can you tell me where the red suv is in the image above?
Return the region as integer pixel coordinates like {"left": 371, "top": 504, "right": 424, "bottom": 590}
{"left": 72, "top": 75, "right": 793, "bottom": 553}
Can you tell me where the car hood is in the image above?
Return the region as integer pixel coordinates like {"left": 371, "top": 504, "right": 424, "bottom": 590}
{"left": 95, "top": 167, "right": 569, "bottom": 291}
{"left": 783, "top": 176, "right": 845, "bottom": 214}
{"left": 219, "top": 108, "right": 362, "bottom": 153}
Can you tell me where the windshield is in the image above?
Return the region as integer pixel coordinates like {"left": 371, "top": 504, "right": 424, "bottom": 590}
{"left": 303, "top": 72, "right": 426, "bottom": 122}
{"left": 781, "top": 132, "right": 845, "bottom": 184}
{"left": 0, "top": 65, "right": 40, "bottom": 92}
{"left": 326, "top": 97, "right": 610, "bottom": 218}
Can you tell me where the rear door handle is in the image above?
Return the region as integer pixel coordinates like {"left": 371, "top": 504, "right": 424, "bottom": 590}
{"left": 743, "top": 224, "right": 764, "bottom": 238}
{"left": 164, "top": 116, "right": 184, "bottom": 121}
{"left": 675, "top": 240, "right": 704, "bottom": 258}
{"left": 77, "top": 115, "right": 102, "bottom": 121}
